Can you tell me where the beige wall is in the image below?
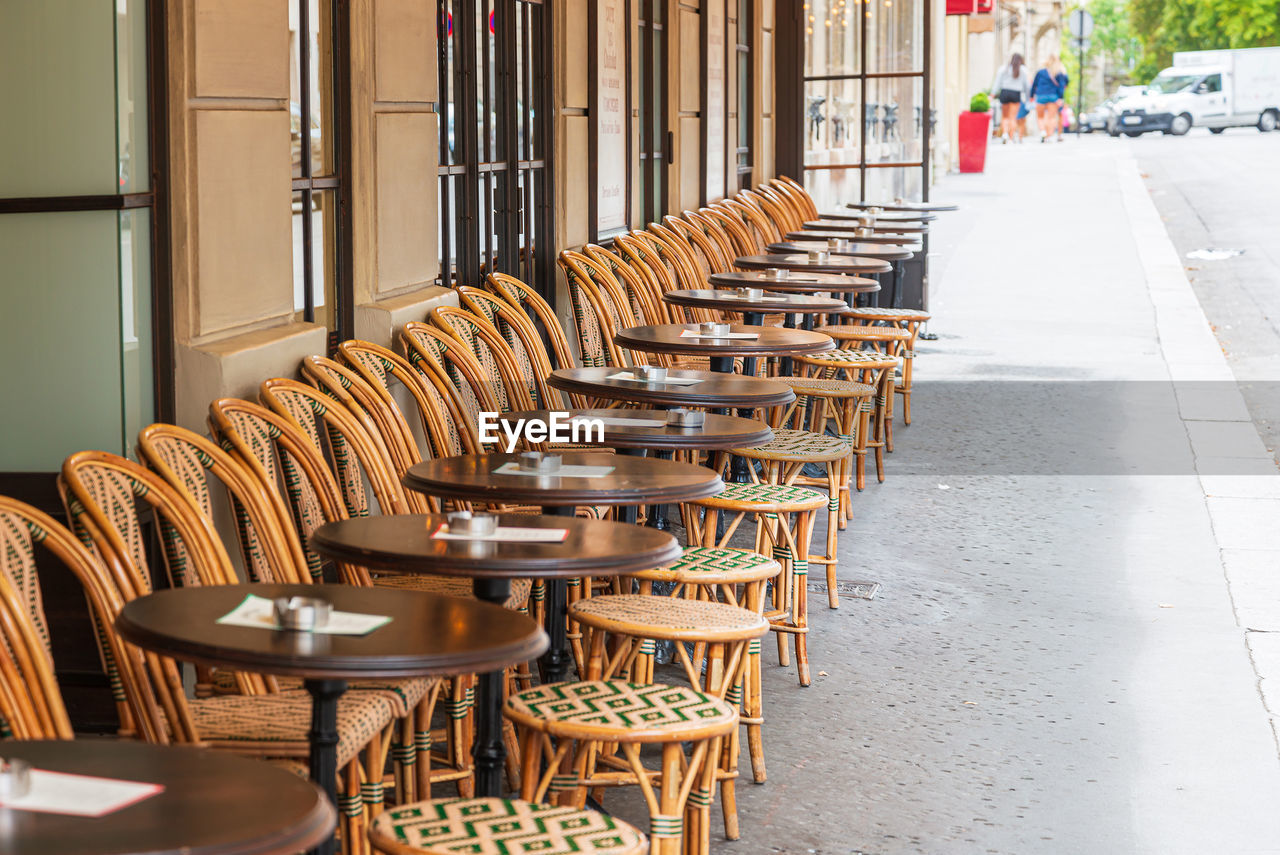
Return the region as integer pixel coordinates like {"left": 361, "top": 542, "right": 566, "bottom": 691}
{"left": 171, "top": 0, "right": 777, "bottom": 424}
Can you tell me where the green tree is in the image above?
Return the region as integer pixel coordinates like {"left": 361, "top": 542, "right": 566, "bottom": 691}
{"left": 1063, "top": 0, "right": 1139, "bottom": 109}
{"left": 1130, "top": 0, "right": 1280, "bottom": 80}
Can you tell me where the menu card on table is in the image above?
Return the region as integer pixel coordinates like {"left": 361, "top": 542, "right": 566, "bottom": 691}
{"left": 605, "top": 372, "right": 703, "bottom": 386}
{"left": 0, "top": 769, "right": 163, "bottom": 817}
{"left": 432, "top": 525, "right": 568, "bottom": 543}
{"left": 217, "top": 594, "right": 392, "bottom": 636}
{"left": 679, "top": 329, "right": 759, "bottom": 340}
{"left": 492, "top": 463, "right": 616, "bottom": 478}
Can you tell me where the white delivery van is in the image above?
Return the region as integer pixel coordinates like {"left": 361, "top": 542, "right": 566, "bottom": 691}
{"left": 1109, "top": 46, "right": 1280, "bottom": 136}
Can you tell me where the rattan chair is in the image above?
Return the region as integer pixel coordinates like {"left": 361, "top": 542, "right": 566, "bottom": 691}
{"left": 399, "top": 324, "right": 506, "bottom": 451}
{"left": 794, "top": 350, "right": 898, "bottom": 484}
{"left": 60, "top": 451, "right": 396, "bottom": 852}
{"left": 570, "top": 594, "right": 769, "bottom": 846}
{"left": 429, "top": 306, "right": 536, "bottom": 415}
{"left": 368, "top": 797, "right": 647, "bottom": 855}
{"left": 457, "top": 286, "right": 566, "bottom": 410}
{"left": 506, "top": 680, "right": 736, "bottom": 855}
{"left": 555, "top": 249, "right": 643, "bottom": 369}
{"left": 483, "top": 273, "right": 582, "bottom": 377}
{"left": 839, "top": 306, "right": 933, "bottom": 425}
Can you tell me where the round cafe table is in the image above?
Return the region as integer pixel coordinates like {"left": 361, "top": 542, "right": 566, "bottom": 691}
{"left": 813, "top": 209, "right": 936, "bottom": 222}
{"left": 785, "top": 229, "right": 923, "bottom": 246}
{"left": 116, "top": 583, "right": 546, "bottom": 855}
{"left": 311, "top": 513, "right": 680, "bottom": 798}
{"left": 766, "top": 240, "right": 916, "bottom": 262}
{"left": 734, "top": 253, "right": 892, "bottom": 277}
{"left": 663, "top": 288, "right": 848, "bottom": 326}
{"left": 707, "top": 269, "right": 880, "bottom": 296}
{"left": 841, "top": 200, "right": 958, "bottom": 213}
{"left": 803, "top": 219, "right": 929, "bottom": 235}
{"left": 548, "top": 366, "right": 796, "bottom": 410}
{"left": 402, "top": 451, "right": 723, "bottom": 685}
{"left": 614, "top": 323, "right": 834, "bottom": 374}
{"left": 0, "top": 740, "right": 335, "bottom": 855}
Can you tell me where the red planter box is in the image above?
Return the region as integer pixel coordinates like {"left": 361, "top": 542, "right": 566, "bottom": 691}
{"left": 958, "top": 111, "right": 991, "bottom": 173}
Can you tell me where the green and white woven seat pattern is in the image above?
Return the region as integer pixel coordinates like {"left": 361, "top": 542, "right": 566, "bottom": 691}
{"left": 701, "top": 481, "right": 826, "bottom": 509}
{"left": 372, "top": 797, "right": 646, "bottom": 855}
{"left": 666, "top": 546, "right": 780, "bottom": 582}
{"left": 572, "top": 594, "right": 767, "bottom": 635}
{"left": 798, "top": 348, "right": 896, "bottom": 366}
{"left": 507, "top": 680, "right": 735, "bottom": 732}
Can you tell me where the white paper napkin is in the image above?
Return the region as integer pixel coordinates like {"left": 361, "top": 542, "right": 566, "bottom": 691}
{"left": 217, "top": 594, "right": 392, "bottom": 636}
{"left": 569, "top": 416, "right": 667, "bottom": 428}
{"left": 432, "top": 525, "right": 568, "bottom": 543}
{"left": 0, "top": 769, "right": 163, "bottom": 817}
{"left": 679, "top": 329, "right": 760, "bottom": 340}
{"left": 604, "top": 372, "right": 703, "bottom": 386}
{"left": 492, "top": 462, "right": 616, "bottom": 478}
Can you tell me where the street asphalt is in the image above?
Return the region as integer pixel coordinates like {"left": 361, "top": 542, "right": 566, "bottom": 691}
{"left": 598, "top": 134, "right": 1280, "bottom": 854}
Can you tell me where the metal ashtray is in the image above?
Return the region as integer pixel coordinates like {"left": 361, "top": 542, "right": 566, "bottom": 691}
{"left": 807, "top": 250, "right": 829, "bottom": 263}
{"left": 763, "top": 267, "right": 789, "bottom": 280}
{"left": 517, "top": 451, "right": 562, "bottom": 473}
{"left": 866, "top": 206, "right": 883, "bottom": 216}
{"left": 855, "top": 226, "right": 874, "bottom": 238}
{"left": 666, "top": 408, "right": 706, "bottom": 428}
{"left": 827, "top": 238, "right": 848, "bottom": 251}
{"left": 736, "top": 287, "right": 764, "bottom": 300}
{"left": 273, "top": 597, "right": 332, "bottom": 631}
{"left": 698, "top": 321, "right": 730, "bottom": 337}
{"left": 633, "top": 364, "right": 668, "bottom": 382}
{"left": 0, "top": 759, "right": 31, "bottom": 798}
{"left": 446, "top": 511, "right": 497, "bottom": 536}
{"left": 857, "top": 213, "right": 876, "bottom": 228}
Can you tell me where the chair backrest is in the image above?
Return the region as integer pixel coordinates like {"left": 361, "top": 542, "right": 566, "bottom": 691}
{"left": 666, "top": 214, "right": 733, "bottom": 279}
{"left": 0, "top": 498, "right": 101, "bottom": 740}
{"left": 259, "top": 378, "right": 410, "bottom": 517}
{"left": 699, "top": 204, "right": 757, "bottom": 257}
{"left": 208, "top": 398, "right": 372, "bottom": 585}
{"left": 399, "top": 323, "right": 501, "bottom": 451}
{"left": 683, "top": 209, "right": 742, "bottom": 267}
{"left": 612, "top": 232, "right": 687, "bottom": 319}
{"left": 429, "top": 306, "right": 535, "bottom": 414}
{"left": 336, "top": 339, "right": 473, "bottom": 460}
{"left": 749, "top": 186, "right": 802, "bottom": 233}
{"left": 137, "top": 423, "right": 310, "bottom": 585}
{"left": 484, "top": 273, "right": 581, "bottom": 377}
{"left": 724, "top": 194, "right": 781, "bottom": 246}
{"left": 644, "top": 222, "right": 707, "bottom": 293}
{"left": 60, "top": 450, "right": 263, "bottom": 740}
{"left": 299, "top": 356, "right": 436, "bottom": 514}
{"left": 555, "top": 249, "right": 634, "bottom": 369}
{"left": 457, "top": 286, "right": 565, "bottom": 410}
{"left": 772, "top": 175, "right": 819, "bottom": 219}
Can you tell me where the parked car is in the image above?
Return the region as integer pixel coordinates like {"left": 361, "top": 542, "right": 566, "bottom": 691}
{"left": 1108, "top": 47, "right": 1280, "bottom": 137}
{"left": 1083, "top": 86, "right": 1146, "bottom": 132}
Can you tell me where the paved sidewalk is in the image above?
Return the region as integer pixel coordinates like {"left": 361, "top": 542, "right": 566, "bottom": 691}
{"left": 685, "top": 139, "right": 1280, "bottom": 854}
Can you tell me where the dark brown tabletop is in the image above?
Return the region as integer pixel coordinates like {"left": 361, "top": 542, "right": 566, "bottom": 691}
{"left": 312, "top": 512, "right": 682, "bottom": 579}
{"left": 841, "top": 200, "right": 957, "bottom": 213}
{"left": 116, "top": 583, "right": 548, "bottom": 679}
{"left": 498, "top": 407, "right": 774, "bottom": 451}
{"left": 663, "top": 288, "right": 848, "bottom": 316}
{"left": 803, "top": 219, "right": 929, "bottom": 235}
{"left": 707, "top": 270, "right": 881, "bottom": 295}
{"left": 766, "top": 240, "right": 916, "bottom": 261}
{"left": 813, "top": 209, "right": 936, "bottom": 222}
{"left": 0, "top": 740, "right": 334, "bottom": 855}
{"left": 735, "top": 253, "right": 893, "bottom": 275}
{"left": 548, "top": 366, "right": 796, "bottom": 409}
{"left": 614, "top": 323, "right": 834, "bottom": 359}
{"left": 403, "top": 451, "right": 725, "bottom": 507}
{"left": 785, "top": 229, "right": 924, "bottom": 246}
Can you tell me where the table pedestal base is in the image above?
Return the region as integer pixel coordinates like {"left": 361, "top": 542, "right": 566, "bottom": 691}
{"left": 472, "top": 577, "right": 514, "bottom": 799}
{"left": 540, "top": 505, "right": 578, "bottom": 685}
{"left": 306, "top": 677, "right": 347, "bottom": 855}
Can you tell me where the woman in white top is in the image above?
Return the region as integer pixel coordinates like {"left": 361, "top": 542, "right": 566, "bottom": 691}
{"left": 990, "top": 54, "right": 1030, "bottom": 143}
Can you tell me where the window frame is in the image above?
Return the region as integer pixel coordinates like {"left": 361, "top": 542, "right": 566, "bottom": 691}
{"left": 636, "top": 0, "right": 668, "bottom": 226}
{"left": 588, "top": 0, "right": 633, "bottom": 242}
{"left": 734, "top": 0, "right": 753, "bottom": 191}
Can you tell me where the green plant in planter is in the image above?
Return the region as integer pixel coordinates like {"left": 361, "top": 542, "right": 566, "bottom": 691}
{"left": 969, "top": 92, "right": 991, "bottom": 113}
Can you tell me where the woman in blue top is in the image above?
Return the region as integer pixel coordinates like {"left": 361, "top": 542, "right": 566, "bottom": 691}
{"left": 1029, "top": 54, "right": 1069, "bottom": 142}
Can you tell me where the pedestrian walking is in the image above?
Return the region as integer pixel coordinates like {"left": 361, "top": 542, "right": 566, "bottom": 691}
{"left": 990, "top": 53, "right": 1030, "bottom": 144}
{"left": 1029, "top": 54, "right": 1069, "bottom": 141}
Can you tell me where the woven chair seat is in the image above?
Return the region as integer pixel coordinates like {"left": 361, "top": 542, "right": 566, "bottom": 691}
{"left": 842, "top": 306, "right": 931, "bottom": 322}
{"left": 812, "top": 323, "right": 911, "bottom": 343}
{"left": 369, "top": 797, "right": 648, "bottom": 855}
{"left": 505, "top": 680, "right": 737, "bottom": 743}
{"left": 694, "top": 481, "right": 827, "bottom": 512}
{"left": 374, "top": 574, "right": 532, "bottom": 612}
{"left": 210, "top": 671, "right": 437, "bottom": 719}
{"left": 796, "top": 348, "right": 897, "bottom": 369}
{"left": 729, "top": 428, "right": 851, "bottom": 462}
{"left": 189, "top": 691, "right": 394, "bottom": 768}
{"left": 571, "top": 594, "right": 769, "bottom": 643}
{"left": 633, "top": 546, "right": 780, "bottom": 585}
{"left": 783, "top": 377, "right": 876, "bottom": 399}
